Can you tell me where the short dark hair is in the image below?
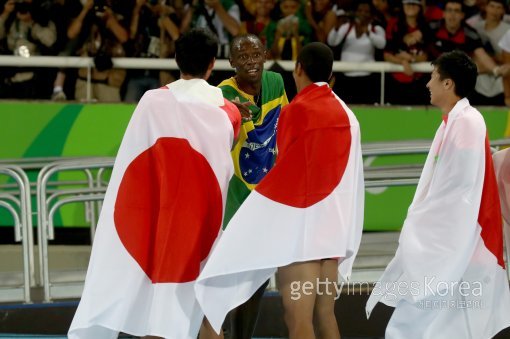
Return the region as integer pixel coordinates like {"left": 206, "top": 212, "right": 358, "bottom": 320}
{"left": 444, "top": 0, "right": 465, "bottom": 12}
{"left": 229, "top": 34, "right": 264, "bottom": 57}
{"left": 297, "top": 42, "right": 333, "bottom": 83}
{"left": 431, "top": 50, "right": 477, "bottom": 98}
{"left": 175, "top": 28, "right": 218, "bottom": 78}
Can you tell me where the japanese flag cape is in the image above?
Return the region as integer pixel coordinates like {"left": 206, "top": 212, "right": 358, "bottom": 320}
{"left": 195, "top": 83, "right": 365, "bottom": 333}
{"left": 68, "top": 79, "right": 238, "bottom": 339}
{"left": 366, "top": 98, "right": 510, "bottom": 339}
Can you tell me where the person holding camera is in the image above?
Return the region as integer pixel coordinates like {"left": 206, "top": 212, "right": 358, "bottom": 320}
{"left": 67, "top": 0, "right": 128, "bottom": 102}
{"left": 124, "top": 0, "right": 181, "bottom": 102}
{"left": 270, "top": 0, "right": 312, "bottom": 60}
{"left": 181, "top": 0, "right": 240, "bottom": 59}
{"left": 0, "top": 0, "right": 57, "bottom": 99}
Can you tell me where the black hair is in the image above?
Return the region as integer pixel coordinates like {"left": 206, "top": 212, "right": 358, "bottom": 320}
{"left": 297, "top": 42, "right": 333, "bottom": 82}
{"left": 229, "top": 34, "right": 264, "bottom": 57}
{"left": 444, "top": 0, "right": 465, "bottom": 13}
{"left": 175, "top": 28, "right": 218, "bottom": 78}
{"left": 431, "top": 50, "right": 477, "bottom": 98}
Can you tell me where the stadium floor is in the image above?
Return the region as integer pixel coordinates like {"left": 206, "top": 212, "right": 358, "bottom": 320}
{"left": 1, "top": 233, "right": 510, "bottom": 338}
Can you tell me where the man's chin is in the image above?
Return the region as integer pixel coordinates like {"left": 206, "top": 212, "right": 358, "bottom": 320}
{"left": 246, "top": 73, "right": 263, "bottom": 83}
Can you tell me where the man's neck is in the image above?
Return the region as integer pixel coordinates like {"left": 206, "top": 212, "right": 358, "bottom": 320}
{"left": 180, "top": 74, "right": 203, "bottom": 80}
{"left": 446, "top": 23, "right": 461, "bottom": 35}
{"left": 441, "top": 97, "right": 461, "bottom": 115}
{"left": 485, "top": 18, "right": 499, "bottom": 30}
{"left": 235, "top": 77, "right": 262, "bottom": 96}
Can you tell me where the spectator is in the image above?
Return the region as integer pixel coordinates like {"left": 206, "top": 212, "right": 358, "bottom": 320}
{"left": 498, "top": 28, "right": 510, "bottom": 106}
{"left": 327, "top": 0, "right": 386, "bottom": 103}
{"left": 429, "top": 0, "right": 509, "bottom": 80}
{"left": 384, "top": 0, "right": 431, "bottom": 105}
{"left": 242, "top": 0, "right": 277, "bottom": 53}
{"left": 50, "top": 0, "right": 84, "bottom": 101}
{"left": 0, "top": 0, "right": 57, "bottom": 99}
{"left": 181, "top": 0, "right": 240, "bottom": 58}
{"left": 372, "top": 0, "right": 398, "bottom": 28}
{"left": 304, "top": 0, "right": 336, "bottom": 43}
{"left": 124, "top": 0, "right": 181, "bottom": 102}
{"left": 425, "top": 0, "right": 443, "bottom": 31}
{"left": 469, "top": 0, "right": 510, "bottom": 105}
{"left": 68, "top": 0, "right": 129, "bottom": 102}
{"left": 464, "top": 0, "right": 481, "bottom": 20}
{"left": 466, "top": 0, "right": 510, "bottom": 26}
{"left": 271, "top": 0, "right": 312, "bottom": 60}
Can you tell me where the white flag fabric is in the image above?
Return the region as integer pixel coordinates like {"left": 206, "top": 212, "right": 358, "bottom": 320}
{"left": 493, "top": 148, "right": 510, "bottom": 255}
{"left": 195, "top": 83, "right": 365, "bottom": 333}
{"left": 366, "top": 98, "right": 510, "bottom": 339}
{"left": 68, "top": 79, "right": 239, "bottom": 339}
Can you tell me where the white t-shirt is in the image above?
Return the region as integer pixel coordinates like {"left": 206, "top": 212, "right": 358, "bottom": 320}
{"left": 327, "top": 22, "right": 386, "bottom": 77}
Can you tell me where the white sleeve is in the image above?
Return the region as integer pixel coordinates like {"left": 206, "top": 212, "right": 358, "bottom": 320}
{"left": 327, "top": 22, "right": 350, "bottom": 47}
{"left": 227, "top": 4, "right": 241, "bottom": 23}
{"left": 368, "top": 24, "right": 386, "bottom": 49}
{"left": 498, "top": 29, "right": 510, "bottom": 52}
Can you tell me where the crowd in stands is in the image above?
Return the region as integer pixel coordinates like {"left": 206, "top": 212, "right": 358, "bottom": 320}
{"left": 1, "top": 0, "right": 510, "bottom": 105}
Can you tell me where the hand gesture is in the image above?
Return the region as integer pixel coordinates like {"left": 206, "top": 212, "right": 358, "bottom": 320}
{"left": 3, "top": 0, "right": 15, "bottom": 15}
{"left": 498, "top": 64, "right": 510, "bottom": 77}
{"left": 84, "top": 0, "right": 94, "bottom": 12}
{"left": 232, "top": 97, "right": 253, "bottom": 122}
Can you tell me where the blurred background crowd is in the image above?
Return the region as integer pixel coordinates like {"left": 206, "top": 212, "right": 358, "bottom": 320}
{"left": 1, "top": 0, "right": 510, "bottom": 106}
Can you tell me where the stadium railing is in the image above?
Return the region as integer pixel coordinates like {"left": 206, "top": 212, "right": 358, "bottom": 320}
{"left": 0, "top": 56, "right": 433, "bottom": 104}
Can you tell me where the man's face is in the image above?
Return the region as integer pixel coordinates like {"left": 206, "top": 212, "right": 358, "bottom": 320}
{"left": 403, "top": 3, "right": 421, "bottom": 18}
{"left": 426, "top": 68, "right": 446, "bottom": 106}
{"left": 485, "top": 1, "right": 505, "bottom": 22}
{"left": 280, "top": 0, "right": 300, "bottom": 17}
{"left": 355, "top": 3, "right": 372, "bottom": 23}
{"left": 256, "top": 0, "right": 275, "bottom": 16}
{"left": 230, "top": 38, "right": 266, "bottom": 84}
{"left": 444, "top": 2, "right": 464, "bottom": 32}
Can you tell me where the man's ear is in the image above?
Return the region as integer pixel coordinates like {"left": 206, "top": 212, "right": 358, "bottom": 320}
{"left": 204, "top": 58, "right": 216, "bottom": 81}
{"left": 295, "top": 62, "right": 303, "bottom": 76}
{"left": 444, "top": 78, "right": 454, "bottom": 91}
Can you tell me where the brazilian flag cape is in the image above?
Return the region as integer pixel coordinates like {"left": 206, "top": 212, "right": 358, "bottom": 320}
{"left": 219, "top": 70, "right": 288, "bottom": 226}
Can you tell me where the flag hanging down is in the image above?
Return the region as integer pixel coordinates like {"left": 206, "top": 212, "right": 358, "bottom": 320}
{"left": 195, "top": 83, "right": 365, "bottom": 333}
{"left": 493, "top": 148, "right": 510, "bottom": 256}
{"left": 68, "top": 79, "right": 240, "bottom": 339}
{"left": 366, "top": 98, "right": 510, "bottom": 339}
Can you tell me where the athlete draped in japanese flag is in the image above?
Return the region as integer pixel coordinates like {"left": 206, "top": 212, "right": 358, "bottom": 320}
{"left": 366, "top": 50, "right": 510, "bottom": 338}
{"left": 196, "top": 42, "right": 364, "bottom": 338}
{"left": 68, "top": 28, "right": 240, "bottom": 339}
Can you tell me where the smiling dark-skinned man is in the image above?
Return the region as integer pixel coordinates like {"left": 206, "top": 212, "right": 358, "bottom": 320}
{"left": 213, "top": 34, "right": 288, "bottom": 339}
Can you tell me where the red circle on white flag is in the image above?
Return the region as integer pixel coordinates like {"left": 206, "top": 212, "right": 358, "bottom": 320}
{"left": 114, "top": 137, "right": 223, "bottom": 283}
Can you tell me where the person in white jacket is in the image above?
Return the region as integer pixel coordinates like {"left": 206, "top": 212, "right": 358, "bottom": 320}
{"left": 366, "top": 50, "right": 510, "bottom": 339}
{"left": 327, "top": 0, "right": 385, "bottom": 104}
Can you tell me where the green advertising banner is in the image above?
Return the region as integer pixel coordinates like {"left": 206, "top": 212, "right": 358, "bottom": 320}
{"left": 2, "top": 102, "right": 509, "bottom": 231}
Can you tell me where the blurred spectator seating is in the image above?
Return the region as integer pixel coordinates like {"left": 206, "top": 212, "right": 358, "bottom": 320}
{"left": 327, "top": 0, "right": 386, "bottom": 104}
{"left": 0, "top": 0, "right": 57, "bottom": 99}
{"left": 180, "top": 0, "right": 240, "bottom": 58}
{"left": 469, "top": 0, "right": 510, "bottom": 105}
{"left": 271, "top": 0, "right": 312, "bottom": 60}
{"left": 383, "top": 0, "right": 431, "bottom": 105}
{"left": 124, "top": 0, "right": 181, "bottom": 102}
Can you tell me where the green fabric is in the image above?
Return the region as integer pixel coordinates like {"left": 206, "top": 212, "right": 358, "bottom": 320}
{"left": 219, "top": 71, "right": 288, "bottom": 226}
